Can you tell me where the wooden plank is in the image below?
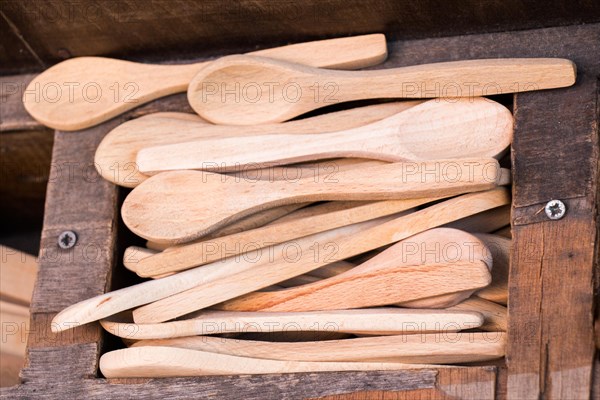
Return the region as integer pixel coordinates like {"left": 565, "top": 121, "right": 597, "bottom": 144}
{"left": 1, "top": 0, "right": 600, "bottom": 74}
{"left": 313, "top": 367, "right": 497, "bottom": 399}
{"left": 0, "top": 74, "right": 41, "bottom": 131}
{"left": 4, "top": 368, "right": 439, "bottom": 399}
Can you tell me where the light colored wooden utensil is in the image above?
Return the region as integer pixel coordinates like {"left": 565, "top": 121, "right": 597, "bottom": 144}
{"left": 100, "top": 308, "right": 483, "bottom": 339}
{"left": 0, "top": 245, "right": 38, "bottom": 305}
{"left": 122, "top": 158, "right": 501, "bottom": 243}
{"left": 216, "top": 228, "right": 490, "bottom": 312}
{"left": 187, "top": 55, "right": 575, "bottom": 124}
{"left": 131, "top": 331, "right": 505, "bottom": 364}
{"left": 95, "top": 102, "right": 417, "bottom": 188}
{"left": 474, "top": 234, "right": 510, "bottom": 304}
{"left": 137, "top": 97, "right": 512, "bottom": 174}
{"left": 445, "top": 204, "right": 510, "bottom": 233}
{"left": 133, "top": 225, "right": 498, "bottom": 323}
{"left": 51, "top": 188, "right": 508, "bottom": 332}
{"left": 447, "top": 297, "right": 507, "bottom": 332}
{"left": 24, "top": 34, "right": 388, "bottom": 131}
{"left": 100, "top": 346, "right": 435, "bottom": 378}
{"left": 127, "top": 198, "right": 431, "bottom": 276}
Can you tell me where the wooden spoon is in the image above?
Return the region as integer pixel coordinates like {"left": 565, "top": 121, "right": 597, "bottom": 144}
{"left": 122, "top": 158, "right": 502, "bottom": 243}
{"left": 51, "top": 188, "right": 508, "bottom": 332}
{"left": 216, "top": 228, "right": 491, "bottom": 312}
{"left": 187, "top": 55, "right": 575, "bottom": 124}
{"left": 127, "top": 198, "right": 432, "bottom": 277}
{"left": 100, "top": 308, "right": 483, "bottom": 339}
{"left": 23, "top": 34, "right": 387, "bottom": 131}
{"left": 137, "top": 97, "right": 513, "bottom": 174}
{"left": 473, "top": 234, "right": 510, "bottom": 305}
{"left": 131, "top": 332, "right": 506, "bottom": 364}
{"left": 447, "top": 297, "right": 507, "bottom": 332}
{"left": 100, "top": 346, "right": 435, "bottom": 378}
{"left": 95, "top": 101, "right": 418, "bottom": 187}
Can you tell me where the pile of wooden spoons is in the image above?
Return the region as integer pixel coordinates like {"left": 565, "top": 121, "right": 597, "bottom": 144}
{"left": 26, "top": 33, "right": 577, "bottom": 379}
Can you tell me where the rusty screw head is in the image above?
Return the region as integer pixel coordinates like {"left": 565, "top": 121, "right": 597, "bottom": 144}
{"left": 58, "top": 231, "right": 77, "bottom": 249}
{"left": 545, "top": 200, "right": 566, "bottom": 220}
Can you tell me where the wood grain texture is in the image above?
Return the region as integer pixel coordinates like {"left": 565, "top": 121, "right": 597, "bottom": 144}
{"left": 188, "top": 56, "right": 574, "bottom": 124}
{"left": 101, "top": 308, "right": 484, "bottom": 339}
{"left": 218, "top": 229, "right": 491, "bottom": 312}
{"left": 22, "top": 35, "right": 387, "bottom": 131}
{"left": 100, "top": 346, "right": 443, "bottom": 378}
{"left": 137, "top": 98, "right": 513, "bottom": 173}
{"left": 131, "top": 191, "right": 507, "bottom": 323}
{"left": 3, "top": 0, "right": 600, "bottom": 74}
{"left": 130, "top": 332, "right": 505, "bottom": 364}
{"left": 447, "top": 297, "right": 507, "bottom": 332}
{"left": 96, "top": 101, "right": 419, "bottom": 187}
{"left": 123, "top": 158, "right": 501, "bottom": 243}
{"left": 474, "top": 234, "right": 510, "bottom": 304}
{"left": 129, "top": 198, "right": 434, "bottom": 276}
{"left": 5, "top": 23, "right": 598, "bottom": 399}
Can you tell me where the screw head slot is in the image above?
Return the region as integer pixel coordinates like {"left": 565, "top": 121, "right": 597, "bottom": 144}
{"left": 58, "top": 231, "right": 77, "bottom": 249}
{"left": 545, "top": 200, "right": 566, "bottom": 220}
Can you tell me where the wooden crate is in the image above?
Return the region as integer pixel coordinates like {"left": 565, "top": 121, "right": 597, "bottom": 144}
{"left": 1, "top": 4, "right": 599, "bottom": 399}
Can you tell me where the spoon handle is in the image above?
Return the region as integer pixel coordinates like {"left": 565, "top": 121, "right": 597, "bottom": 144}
{"left": 131, "top": 332, "right": 506, "bottom": 364}
{"left": 100, "top": 308, "right": 483, "bottom": 339}
{"left": 23, "top": 34, "right": 388, "bottom": 131}
{"left": 281, "top": 158, "right": 501, "bottom": 201}
{"left": 132, "top": 189, "right": 508, "bottom": 323}
{"left": 99, "top": 346, "right": 433, "bottom": 378}
{"left": 328, "top": 58, "right": 576, "bottom": 102}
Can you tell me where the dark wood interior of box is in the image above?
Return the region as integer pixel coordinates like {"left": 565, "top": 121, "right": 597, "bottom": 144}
{"left": 0, "top": 21, "right": 598, "bottom": 399}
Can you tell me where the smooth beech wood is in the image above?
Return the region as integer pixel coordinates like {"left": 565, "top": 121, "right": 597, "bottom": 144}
{"left": 131, "top": 332, "right": 506, "bottom": 364}
{"left": 187, "top": 55, "right": 576, "bottom": 124}
{"left": 100, "top": 308, "right": 483, "bottom": 339}
{"left": 447, "top": 297, "right": 507, "bottom": 332}
{"left": 95, "top": 102, "right": 417, "bottom": 187}
{"left": 51, "top": 189, "right": 508, "bottom": 332}
{"left": 474, "top": 234, "right": 510, "bottom": 304}
{"left": 0, "top": 245, "right": 38, "bottom": 305}
{"left": 23, "top": 34, "right": 388, "bottom": 131}
{"left": 138, "top": 98, "right": 513, "bottom": 174}
{"left": 99, "top": 346, "right": 436, "bottom": 378}
{"left": 131, "top": 190, "right": 508, "bottom": 323}
{"left": 122, "top": 158, "right": 502, "bottom": 243}
{"left": 216, "top": 228, "right": 491, "bottom": 312}
{"left": 128, "top": 198, "right": 434, "bottom": 277}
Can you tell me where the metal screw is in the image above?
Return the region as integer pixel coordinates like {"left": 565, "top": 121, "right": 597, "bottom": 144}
{"left": 58, "top": 231, "right": 77, "bottom": 249}
{"left": 545, "top": 200, "right": 566, "bottom": 220}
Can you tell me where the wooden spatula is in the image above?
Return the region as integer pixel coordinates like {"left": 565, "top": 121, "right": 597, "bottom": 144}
{"left": 187, "top": 55, "right": 576, "bottom": 124}
{"left": 95, "top": 102, "right": 418, "bottom": 187}
{"left": 127, "top": 198, "right": 433, "bottom": 277}
{"left": 100, "top": 346, "right": 438, "bottom": 378}
{"left": 216, "top": 228, "right": 490, "bottom": 312}
{"left": 137, "top": 98, "right": 512, "bottom": 174}
{"left": 130, "top": 332, "right": 506, "bottom": 364}
{"left": 122, "top": 158, "right": 502, "bottom": 243}
{"left": 100, "top": 308, "right": 483, "bottom": 339}
{"left": 23, "top": 34, "right": 387, "bottom": 131}
{"left": 51, "top": 188, "right": 508, "bottom": 332}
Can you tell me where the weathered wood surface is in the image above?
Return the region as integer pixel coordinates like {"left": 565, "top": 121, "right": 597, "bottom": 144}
{"left": 0, "top": 22, "right": 598, "bottom": 399}
{"left": 1, "top": 0, "right": 600, "bottom": 75}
